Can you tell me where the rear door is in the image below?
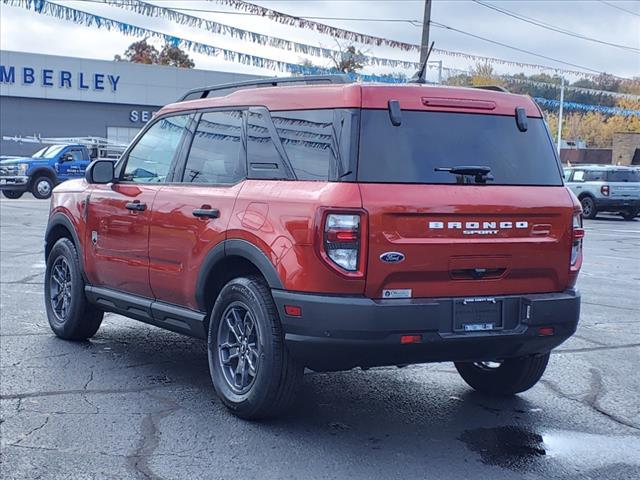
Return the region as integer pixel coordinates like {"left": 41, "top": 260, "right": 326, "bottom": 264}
{"left": 148, "top": 109, "right": 245, "bottom": 310}
{"left": 357, "top": 109, "right": 574, "bottom": 299}
{"left": 85, "top": 114, "right": 192, "bottom": 298}
{"left": 607, "top": 169, "right": 640, "bottom": 200}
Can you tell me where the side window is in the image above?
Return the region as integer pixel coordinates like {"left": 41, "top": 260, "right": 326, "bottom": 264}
{"left": 572, "top": 170, "right": 585, "bottom": 182}
{"left": 584, "top": 170, "right": 605, "bottom": 182}
{"left": 182, "top": 111, "right": 244, "bottom": 184}
{"left": 68, "top": 149, "right": 84, "bottom": 161}
{"left": 271, "top": 110, "right": 335, "bottom": 181}
{"left": 122, "top": 115, "right": 190, "bottom": 183}
{"left": 247, "top": 110, "right": 288, "bottom": 180}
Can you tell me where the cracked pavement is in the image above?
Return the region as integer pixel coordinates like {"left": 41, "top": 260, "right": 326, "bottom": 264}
{"left": 1, "top": 195, "right": 639, "bottom": 479}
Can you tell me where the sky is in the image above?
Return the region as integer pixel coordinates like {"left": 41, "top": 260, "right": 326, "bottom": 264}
{"left": 1, "top": 0, "right": 639, "bottom": 82}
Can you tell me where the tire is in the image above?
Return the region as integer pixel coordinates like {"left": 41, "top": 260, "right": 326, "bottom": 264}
{"left": 454, "top": 353, "right": 550, "bottom": 396}
{"left": 44, "top": 238, "right": 103, "bottom": 340}
{"left": 207, "top": 276, "right": 303, "bottom": 420}
{"left": 31, "top": 176, "right": 54, "bottom": 199}
{"left": 1, "top": 190, "right": 24, "bottom": 199}
{"left": 621, "top": 209, "right": 638, "bottom": 221}
{"left": 580, "top": 196, "right": 597, "bottom": 219}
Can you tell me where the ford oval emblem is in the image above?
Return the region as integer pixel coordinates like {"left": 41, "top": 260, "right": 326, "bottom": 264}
{"left": 380, "top": 252, "right": 405, "bottom": 263}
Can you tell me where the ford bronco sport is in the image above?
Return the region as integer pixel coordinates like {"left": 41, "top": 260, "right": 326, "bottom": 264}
{"left": 564, "top": 165, "right": 640, "bottom": 220}
{"left": 44, "top": 75, "right": 582, "bottom": 419}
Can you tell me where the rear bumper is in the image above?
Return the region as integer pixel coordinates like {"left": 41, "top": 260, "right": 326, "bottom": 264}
{"left": 272, "top": 289, "right": 580, "bottom": 371}
{"left": 0, "top": 176, "right": 29, "bottom": 191}
{"left": 594, "top": 197, "right": 640, "bottom": 211}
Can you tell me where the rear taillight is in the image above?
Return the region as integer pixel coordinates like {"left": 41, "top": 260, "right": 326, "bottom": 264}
{"left": 324, "top": 213, "right": 361, "bottom": 271}
{"left": 600, "top": 185, "right": 610, "bottom": 196}
{"left": 570, "top": 211, "right": 584, "bottom": 270}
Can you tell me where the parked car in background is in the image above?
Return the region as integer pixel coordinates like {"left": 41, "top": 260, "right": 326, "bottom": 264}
{"left": 0, "top": 138, "right": 126, "bottom": 199}
{"left": 0, "top": 144, "right": 94, "bottom": 199}
{"left": 565, "top": 165, "right": 640, "bottom": 220}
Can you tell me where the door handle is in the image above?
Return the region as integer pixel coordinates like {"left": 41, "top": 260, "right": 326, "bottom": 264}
{"left": 125, "top": 201, "right": 147, "bottom": 212}
{"left": 192, "top": 208, "right": 220, "bottom": 219}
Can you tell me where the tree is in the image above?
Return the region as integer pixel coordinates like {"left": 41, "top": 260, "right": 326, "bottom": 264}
{"left": 159, "top": 44, "right": 195, "bottom": 69}
{"left": 115, "top": 39, "right": 195, "bottom": 68}
{"left": 469, "top": 62, "right": 504, "bottom": 87}
{"left": 114, "top": 39, "right": 159, "bottom": 64}
{"left": 330, "top": 44, "right": 365, "bottom": 74}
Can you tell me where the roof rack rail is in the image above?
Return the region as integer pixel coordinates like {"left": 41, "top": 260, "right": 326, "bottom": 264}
{"left": 473, "top": 85, "right": 510, "bottom": 93}
{"left": 178, "top": 74, "right": 353, "bottom": 102}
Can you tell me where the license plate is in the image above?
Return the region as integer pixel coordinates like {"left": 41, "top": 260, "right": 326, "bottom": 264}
{"left": 454, "top": 298, "right": 503, "bottom": 332}
{"left": 464, "top": 323, "right": 495, "bottom": 332}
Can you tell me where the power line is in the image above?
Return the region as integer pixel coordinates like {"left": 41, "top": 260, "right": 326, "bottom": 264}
{"left": 48, "top": 0, "right": 633, "bottom": 79}
{"left": 599, "top": 0, "right": 640, "bottom": 17}
{"left": 429, "top": 20, "right": 615, "bottom": 76}
{"left": 473, "top": 0, "right": 640, "bottom": 53}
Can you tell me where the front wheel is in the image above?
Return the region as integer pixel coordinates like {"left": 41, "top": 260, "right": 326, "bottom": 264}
{"left": 621, "top": 208, "right": 638, "bottom": 221}
{"left": 1, "top": 190, "right": 24, "bottom": 199}
{"left": 580, "top": 196, "right": 597, "bottom": 219}
{"left": 454, "top": 353, "right": 550, "bottom": 395}
{"left": 32, "top": 176, "right": 54, "bottom": 199}
{"left": 44, "top": 238, "right": 103, "bottom": 340}
{"left": 208, "top": 276, "right": 303, "bottom": 419}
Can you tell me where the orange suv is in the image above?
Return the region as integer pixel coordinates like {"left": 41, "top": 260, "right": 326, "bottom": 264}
{"left": 44, "top": 75, "right": 583, "bottom": 419}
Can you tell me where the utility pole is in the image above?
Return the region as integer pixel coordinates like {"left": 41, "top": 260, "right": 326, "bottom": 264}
{"left": 556, "top": 76, "right": 565, "bottom": 155}
{"left": 419, "top": 0, "right": 432, "bottom": 66}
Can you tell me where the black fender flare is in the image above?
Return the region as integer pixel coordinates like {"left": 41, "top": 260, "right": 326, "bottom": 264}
{"left": 29, "top": 167, "right": 59, "bottom": 186}
{"left": 45, "top": 212, "right": 86, "bottom": 279}
{"left": 195, "top": 239, "right": 284, "bottom": 312}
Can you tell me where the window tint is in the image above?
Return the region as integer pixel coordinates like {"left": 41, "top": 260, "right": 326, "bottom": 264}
{"left": 358, "top": 110, "right": 562, "bottom": 186}
{"left": 271, "top": 110, "right": 335, "bottom": 180}
{"left": 247, "top": 110, "right": 288, "bottom": 180}
{"left": 122, "top": 115, "right": 190, "bottom": 182}
{"left": 584, "top": 170, "right": 606, "bottom": 182}
{"left": 183, "top": 111, "right": 244, "bottom": 184}
{"left": 607, "top": 170, "right": 640, "bottom": 182}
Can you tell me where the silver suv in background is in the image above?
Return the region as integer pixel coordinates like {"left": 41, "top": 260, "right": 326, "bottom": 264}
{"left": 565, "top": 165, "right": 640, "bottom": 220}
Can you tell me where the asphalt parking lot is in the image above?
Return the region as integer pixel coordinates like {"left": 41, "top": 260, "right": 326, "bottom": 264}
{"left": 1, "top": 194, "right": 639, "bottom": 480}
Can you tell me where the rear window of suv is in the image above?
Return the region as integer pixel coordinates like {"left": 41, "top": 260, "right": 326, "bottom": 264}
{"left": 357, "top": 110, "right": 562, "bottom": 186}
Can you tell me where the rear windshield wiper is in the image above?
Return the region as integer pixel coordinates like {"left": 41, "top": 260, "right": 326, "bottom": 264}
{"left": 434, "top": 165, "right": 494, "bottom": 184}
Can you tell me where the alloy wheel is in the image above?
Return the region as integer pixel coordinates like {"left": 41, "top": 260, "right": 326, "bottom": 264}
{"left": 49, "top": 256, "right": 72, "bottom": 322}
{"left": 37, "top": 180, "right": 51, "bottom": 197}
{"left": 217, "top": 302, "right": 262, "bottom": 394}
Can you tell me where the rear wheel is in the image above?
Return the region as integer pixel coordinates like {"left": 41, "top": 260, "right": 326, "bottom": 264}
{"left": 44, "top": 238, "right": 103, "bottom": 340}
{"left": 454, "top": 353, "right": 550, "bottom": 395}
{"left": 580, "top": 196, "right": 597, "bottom": 219}
{"left": 208, "top": 276, "right": 303, "bottom": 419}
{"left": 1, "top": 190, "right": 24, "bottom": 199}
{"left": 621, "top": 208, "right": 638, "bottom": 221}
{"left": 32, "top": 176, "right": 54, "bottom": 199}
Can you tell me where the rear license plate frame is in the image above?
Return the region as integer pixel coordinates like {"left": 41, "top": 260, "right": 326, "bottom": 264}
{"left": 453, "top": 297, "right": 504, "bottom": 332}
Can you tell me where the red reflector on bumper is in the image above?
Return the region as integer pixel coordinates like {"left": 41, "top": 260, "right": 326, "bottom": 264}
{"left": 537, "top": 327, "right": 554, "bottom": 336}
{"left": 284, "top": 305, "right": 302, "bottom": 317}
{"left": 400, "top": 334, "right": 422, "bottom": 344}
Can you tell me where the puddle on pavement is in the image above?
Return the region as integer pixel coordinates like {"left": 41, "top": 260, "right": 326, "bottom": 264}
{"left": 460, "top": 426, "right": 640, "bottom": 472}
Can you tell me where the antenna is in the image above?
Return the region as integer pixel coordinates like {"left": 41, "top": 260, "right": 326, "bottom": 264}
{"left": 409, "top": 41, "right": 435, "bottom": 84}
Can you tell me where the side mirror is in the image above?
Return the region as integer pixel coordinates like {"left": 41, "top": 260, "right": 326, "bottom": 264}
{"left": 60, "top": 153, "right": 73, "bottom": 162}
{"left": 85, "top": 160, "right": 114, "bottom": 184}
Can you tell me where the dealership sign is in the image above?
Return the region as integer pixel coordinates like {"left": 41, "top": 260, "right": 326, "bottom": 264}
{"left": 0, "top": 65, "right": 120, "bottom": 92}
